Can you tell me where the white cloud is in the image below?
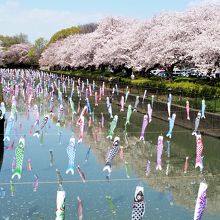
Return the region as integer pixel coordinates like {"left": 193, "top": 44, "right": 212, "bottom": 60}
{"left": 0, "top": 0, "right": 103, "bottom": 42}
{"left": 188, "top": 0, "right": 220, "bottom": 7}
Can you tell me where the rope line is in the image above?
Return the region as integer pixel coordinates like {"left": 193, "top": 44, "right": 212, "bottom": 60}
{"left": 0, "top": 174, "right": 219, "bottom": 186}
{"left": 2, "top": 128, "right": 220, "bottom": 136}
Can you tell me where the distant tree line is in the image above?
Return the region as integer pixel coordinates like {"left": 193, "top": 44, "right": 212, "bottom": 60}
{"left": 0, "top": 33, "right": 28, "bottom": 48}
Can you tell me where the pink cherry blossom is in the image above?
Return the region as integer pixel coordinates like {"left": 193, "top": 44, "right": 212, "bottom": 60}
{"left": 40, "top": 4, "right": 220, "bottom": 72}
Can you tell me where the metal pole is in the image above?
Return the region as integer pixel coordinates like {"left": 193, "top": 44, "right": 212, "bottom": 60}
{"left": 214, "top": 96, "right": 216, "bottom": 113}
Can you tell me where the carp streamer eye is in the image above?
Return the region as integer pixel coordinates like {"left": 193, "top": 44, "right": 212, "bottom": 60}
{"left": 136, "top": 193, "right": 143, "bottom": 201}
{"left": 137, "top": 195, "right": 141, "bottom": 200}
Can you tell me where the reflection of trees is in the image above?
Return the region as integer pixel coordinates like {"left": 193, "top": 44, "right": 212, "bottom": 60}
{"left": 124, "top": 138, "right": 220, "bottom": 214}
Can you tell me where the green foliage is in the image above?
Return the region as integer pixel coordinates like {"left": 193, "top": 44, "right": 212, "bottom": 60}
{"left": 215, "top": 81, "right": 220, "bottom": 87}
{"left": 28, "top": 37, "right": 47, "bottom": 66}
{"left": 48, "top": 26, "right": 80, "bottom": 45}
{"left": 35, "top": 37, "right": 47, "bottom": 51}
{"left": 0, "top": 33, "right": 28, "bottom": 48}
{"left": 199, "top": 85, "right": 217, "bottom": 97}
{"left": 173, "top": 77, "right": 196, "bottom": 83}
{"left": 47, "top": 23, "right": 97, "bottom": 46}
{"left": 27, "top": 47, "right": 38, "bottom": 65}
{"left": 167, "top": 82, "right": 199, "bottom": 96}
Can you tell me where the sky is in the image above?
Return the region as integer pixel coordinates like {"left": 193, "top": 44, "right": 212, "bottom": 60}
{"left": 0, "top": 0, "right": 218, "bottom": 42}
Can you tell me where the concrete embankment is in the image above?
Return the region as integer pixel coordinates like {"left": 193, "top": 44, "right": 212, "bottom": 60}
{"left": 112, "top": 91, "right": 220, "bottom": 139}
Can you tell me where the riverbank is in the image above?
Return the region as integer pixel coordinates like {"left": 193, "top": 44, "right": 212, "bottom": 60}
{"left": 109, "top": 90, "right": 220, "bottom": 139}
{"left": 49, "top": 69, "right": 220, "bottom": 113}
{"left": 49, "top": 70, "right": 220, "bottom": 138}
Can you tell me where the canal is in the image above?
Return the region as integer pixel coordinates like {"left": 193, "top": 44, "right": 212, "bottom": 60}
{"left": 0, "top": 70, "right": 220, "bottom": 219}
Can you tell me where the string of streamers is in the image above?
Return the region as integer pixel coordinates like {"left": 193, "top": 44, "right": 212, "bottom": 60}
{"left": 2, "top": 109, "right": 219, "bottom": 115}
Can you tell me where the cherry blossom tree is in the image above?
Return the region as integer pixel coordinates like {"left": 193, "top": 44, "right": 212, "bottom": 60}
{"left": 134, "top": 5, "right": 220, "bottom": 73}
{"left": 40, "top": 3, "right": 220, "bottom": 73}
{"left": 3, "top": 43, "right": 32, "bottom": 67}
{"left": 40, "top": 17, "right": 133, "bottom": 69}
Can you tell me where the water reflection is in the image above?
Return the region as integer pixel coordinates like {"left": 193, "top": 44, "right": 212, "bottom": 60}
{"left": 62, "top": 95, "right": 220, "bottom": 215}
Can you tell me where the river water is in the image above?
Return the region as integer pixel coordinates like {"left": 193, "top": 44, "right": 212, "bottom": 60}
{"left": 0, "top": 72, "right": 220, "bottom": 220}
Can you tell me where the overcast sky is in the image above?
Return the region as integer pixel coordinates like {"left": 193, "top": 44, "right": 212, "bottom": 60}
{"left": 0, "top": 0, "right": 218, "bottom": 42}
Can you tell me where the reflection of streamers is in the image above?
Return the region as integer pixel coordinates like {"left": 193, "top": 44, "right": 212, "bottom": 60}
{"left": 33, "top": 174, "right": 39, "bottom": 192}
{"left": 10, "top": 180, "right": 15, "bottom": 196}
{"left": 124, "top": 161, "right": 130, "bottom": 178}
{"left": 27, "top": 159, "right": 32, "bottom": 171}
{"left": 77, "top": 165, "right": 86, "bottom": 183}
{"left": 146, "top": 160, "right": 151, "bottom": 176}
{"left": 84, "top": 146, "right": 91, "bottom": 163}
{"left": 58, "top": 131, "right": 62, "bottom": 144}
{"left": 106, "top": 196, "right": 116, "bottom": 214}
{"left": 49, "top": 149, "right": 54, "bottom": 167}
{"left": 124, "top": 130, "right": 129, "bottom": 146}
{"left": 56, "top": 169, "right": 63, "bottom": 187}
{"left": 29, "top": 125, "right": 34, "bottom": 136}
{"left": 40, "top": 131, "right": 44, "bottom": 145}
{"left": 166, "top": 141, "right": 171, "bottom": 158}
{"left": 165, "top": 184, "right": 174, "bottom": 206}
{"left": 0, "top": 187, "right": 5, "bottom": 199}
{"left": 11, "top": 157, "right": 16, "bottom": 172}
{"left": 77, "top": 196, "right": 83, "bottom": 220}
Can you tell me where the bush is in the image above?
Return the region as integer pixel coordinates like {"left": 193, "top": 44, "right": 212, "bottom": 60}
{"left": 199, "top": 85, "right": 217, "bottom": 97}
{"left": 173, "top": 77, "right": 195, "bottom": 83}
